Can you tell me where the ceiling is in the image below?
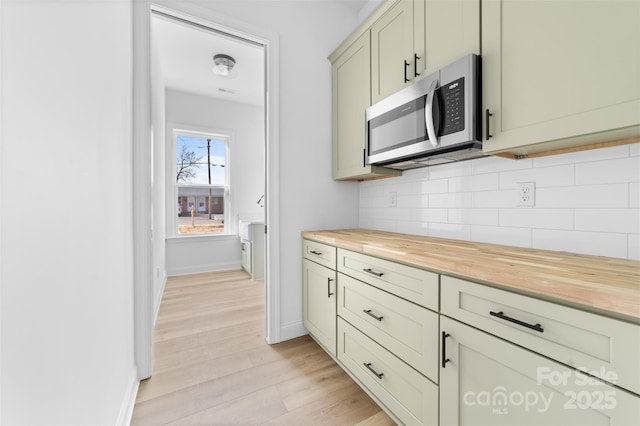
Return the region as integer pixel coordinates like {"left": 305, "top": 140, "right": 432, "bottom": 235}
{"left": 151, "top": 13, "right": 265, "bottom": 106}
{"left": 151, "top": 1, "right": 372, "bottom": 107}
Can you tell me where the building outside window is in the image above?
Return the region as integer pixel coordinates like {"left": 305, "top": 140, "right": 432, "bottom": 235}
{"left": 174, "top": 130, "right": 229, "bottom": 235}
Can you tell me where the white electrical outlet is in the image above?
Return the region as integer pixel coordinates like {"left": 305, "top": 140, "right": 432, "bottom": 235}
{"left": 516, "top": 182, "right": 535, "bottom": 207}
{"left": 389, "top": 191, "right": 397, "bottom": 208}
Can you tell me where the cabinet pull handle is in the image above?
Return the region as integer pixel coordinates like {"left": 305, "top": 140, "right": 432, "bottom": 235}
{"left": 414, "top": 53, "right": 420, "bottom": 77}
{"left": 362, "top": 268, "right": 383, "bottom": 277}
{"left": 490, "top": 311, "right": 544, "bottom": 333}
{"left": 327, "top": 278, "right": 334, "bottom": 298}
{"left": 363, "top": 309, "right": 383, "bottom": 322}
{"left": 485, "top": 109, "right": 493, "bottom": 140}
{"left": 364, "top": 362, "right": 384, "bottom": 379}
{"left": 442, "top": 332, "right": 450, "bottom": 368}
{"left": 309, "top": 250, "right": 322, "bottom": 256}
{"left": 404, "top": 60, "right": 410, "bottom": 83}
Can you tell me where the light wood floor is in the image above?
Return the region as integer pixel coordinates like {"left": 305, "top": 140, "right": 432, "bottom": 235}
{"left": 131, "top": 269, "right": 395, "bottom": 425}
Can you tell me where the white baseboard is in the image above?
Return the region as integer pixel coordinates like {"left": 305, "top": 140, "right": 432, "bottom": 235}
{"left": 167, "top": 262, "right": 241, "bottom": 277}
{"left": 153, "top": 272, "right": 167, "bottom": 326}
{"left": 279, "top": 320, "right": 308, "bottom": 342}
{"left": 116, "top": 366, "right": 140, "bottom": 426}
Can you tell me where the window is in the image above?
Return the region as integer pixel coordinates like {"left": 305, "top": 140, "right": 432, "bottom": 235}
{"left": 174, "top": 130, "right": 229, "bottom": 235}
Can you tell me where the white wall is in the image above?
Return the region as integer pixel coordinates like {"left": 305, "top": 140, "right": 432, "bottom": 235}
{"left": 163, "top": 89, "right": 265, "bottom": 276}
{"left": 178, "top": 0, "right": 362, "bottom": 339}
{"left": 360, "top": 143, "right": 640, "bottom": 260}
{"left": 0, "top": 1, "right": 136, "bottom": 424}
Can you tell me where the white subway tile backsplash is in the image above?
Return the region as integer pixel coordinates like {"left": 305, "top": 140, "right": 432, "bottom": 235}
{"left": 499, "top": 164, "right": 575, "bottom": 189}
{"left": 427, "top": 160, "right": 473, "bottom": 179}
{"left": 418, "top": 178, "right": 448, "bottom": 194}
{"left": 575, "top": 209, "right": 640, "bottom": 233}
{"left": 449, "top": 172, "right": 499, "bottom": 193}
{"left": 419, "top": 208, "right": 448, "bottom": 224}
{"left": 471, "top": 225, "right": 532, "bottom": 248}
{"left": 449, "top": 209, "right": 499, "bottom": 226}
{"left": 472, "top": 190, "right": 514, "bottom": 208}
{"left": 537, "top": 184, "right": 628, "bottom": 208}
{"left": 629, "top": 234, "right": 640, "bottom": 259}
{"left": 533, "top": 229, "right": 628, "bottom": 258}
{"left": 358, "top": 144, "right": 640, "bottom": 260}
{"left": 500, "top": 208, "right": 574, "bottom": 230}
{"left": 429, "top": 192, "right": 472, "bottom": 208}
{"left": 631, "top": 183, "right": 640, "bottom": 208}
{"left": 428, "top": 223, "right": 471, "bottom": 240}
{"left": 576, "top": 156, "right": 640, "bottom": 185}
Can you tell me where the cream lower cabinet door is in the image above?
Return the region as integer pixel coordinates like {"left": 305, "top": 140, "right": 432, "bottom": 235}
{"left": 482, "top": 0, "right": 640, "bottom": 157}
{"left": 303, "top": 259, "right": 336, "bottom": 355}
{"left": 440, "top": 316, "right": 640, "bottom": 426}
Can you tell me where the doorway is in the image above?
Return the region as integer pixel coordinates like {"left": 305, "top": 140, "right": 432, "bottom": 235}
{"left": 133, "top": 1, "right": 281, "bottom": 380}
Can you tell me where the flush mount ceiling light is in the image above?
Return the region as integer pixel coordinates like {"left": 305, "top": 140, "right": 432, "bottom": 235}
{"left": 212, "top": 54, "right": 236, "bottom": 77}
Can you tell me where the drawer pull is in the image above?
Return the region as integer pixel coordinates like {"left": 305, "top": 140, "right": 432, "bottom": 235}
{"left": 490, "top": 311, "right": 544, "bottom": 333}
{"left": 309, "top": 250, "right": 322, "bottom": 256}
{"left": 362, "top": 268, "right": 384, "bottom": 277}
{"left": 327, "top": 278, "right": 334, "bottom": 298}
{"left": 364, "top": 362, "right": 384, "bottom": 379}
{"left": 363, "top": 309, "right": 384, "bottom": 322}
{"left": 442, "top": 332, "right": 450, "bottom": 368}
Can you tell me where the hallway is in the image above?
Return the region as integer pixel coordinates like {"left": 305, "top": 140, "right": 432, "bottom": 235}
{"left": 131, "top": 270, "right": 394, "bottom": 425}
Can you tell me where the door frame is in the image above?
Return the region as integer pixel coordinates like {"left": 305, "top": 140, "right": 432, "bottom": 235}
{"left": 132, "top": 0, "right": 281, "bottom": 379}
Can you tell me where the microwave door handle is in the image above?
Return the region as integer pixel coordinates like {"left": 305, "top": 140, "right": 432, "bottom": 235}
{"left": 425, "top": 79, "right": 439, "bottom": 148}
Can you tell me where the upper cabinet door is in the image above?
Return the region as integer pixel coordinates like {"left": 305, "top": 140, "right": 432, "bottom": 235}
{"left": 482, "top": 0, "right": 640, "bottom": 157}
{"left": 331, "top": 31, "right": 401, "bottom": 181}
{"left": 371, "top": 0, "right": 416, "bottom": 103}
{"left": 422, "top": 0, "right": 479, "bottom": 76}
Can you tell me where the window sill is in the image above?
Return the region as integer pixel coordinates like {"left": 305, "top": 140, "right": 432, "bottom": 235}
{"left": 166, "top": 233, "right": 238, "bottom": 243}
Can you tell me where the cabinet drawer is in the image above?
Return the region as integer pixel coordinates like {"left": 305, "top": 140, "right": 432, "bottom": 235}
{"left": 338, "top": 273, "right": 439, "bottom": 381}
{"left": 337, "top": 248, "right": 439, "bottom": 311}
{"left": 441, "top": 275, "right": 640, "bottom": 395}
{"left": 303, "top": 239, "right": 336, "bottom": 269}
{"left": 338, "top": 318, "right": 438, "bottom": 426}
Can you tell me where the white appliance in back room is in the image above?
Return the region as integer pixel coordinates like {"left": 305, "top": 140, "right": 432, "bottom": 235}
{"left": 238, "top": 216, "right": 265, "bottom": 280}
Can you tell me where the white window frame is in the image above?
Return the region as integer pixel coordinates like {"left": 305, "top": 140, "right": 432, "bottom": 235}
{"left": 168, "top": 126, "right": 231, "bottom": 238}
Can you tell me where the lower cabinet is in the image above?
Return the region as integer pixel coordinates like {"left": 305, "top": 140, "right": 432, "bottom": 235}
{"left": 338, "top": 318, "right": 439, "bottom": 426}
{"left": 440, "top": 316, "right": 640, "bottom": 426}
{"left": 302, "top": 238, "right": 640, "bottom": 425}
{"left": 303, "top": 258, "right": 336, "bottom": 356}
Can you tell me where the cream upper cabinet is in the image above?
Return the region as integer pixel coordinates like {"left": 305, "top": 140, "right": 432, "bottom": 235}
{"left": 371, "top": 0, "right": 422, "bottom": 103}
{"left": 330, "top": 31, "right": 400, "bottom": 181}
{"left": 423, "top": 0, "right": 480, "bottom": 76}
{"left": 482, "top": 0, "right": 640, "bottom": 157}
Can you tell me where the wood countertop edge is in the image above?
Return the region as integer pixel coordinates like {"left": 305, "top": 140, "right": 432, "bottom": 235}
{"left": 301, "top": 229, "right": 640, "bottom": 322}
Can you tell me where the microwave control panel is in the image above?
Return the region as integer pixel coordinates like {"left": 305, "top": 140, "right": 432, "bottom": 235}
{"left": 440, "top": 77, "right": 465, "bottom": 136}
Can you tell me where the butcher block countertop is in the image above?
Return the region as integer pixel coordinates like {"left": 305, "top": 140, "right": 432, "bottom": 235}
{"left": 301, "top": 229, "right": 640, "bottom": 322}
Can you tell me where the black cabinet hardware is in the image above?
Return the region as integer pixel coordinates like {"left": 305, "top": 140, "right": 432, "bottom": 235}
{"left": 414, "top": 53, "right": 420, "bottom": 77}
{"left": 490, "top": 311, "right": 544, "bottom": 333}
{"left": 485, "top": 109, "right": 493, "bottom": 140}
{"left": 442, "top": 332, "right": 450, "bottom": 368}
{"left": 364, "top": 362, "right": 384, "bottom": 379}
{"left": 363, "top": 309, "right": 384, "bottom": 322}
{"left": 327, "top": 278, "right": 334, "bottom": 298}
{"left": 404, "top": 60, "right": 410, "bottom": 83}
{"left": 362, "top": 268, "right": 383, "bottom": 277}
{"left": 309, "top": 250, "right": 322, "bottom": 256}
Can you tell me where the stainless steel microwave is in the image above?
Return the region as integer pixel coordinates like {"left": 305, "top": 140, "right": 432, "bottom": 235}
{"left": 366, "top": 54, "right": 483, "bottom": 170}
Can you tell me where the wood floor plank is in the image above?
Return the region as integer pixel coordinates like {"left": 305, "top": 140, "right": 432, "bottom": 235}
{"left": 131, "top": 270, "right": 395, "bottom": 425}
